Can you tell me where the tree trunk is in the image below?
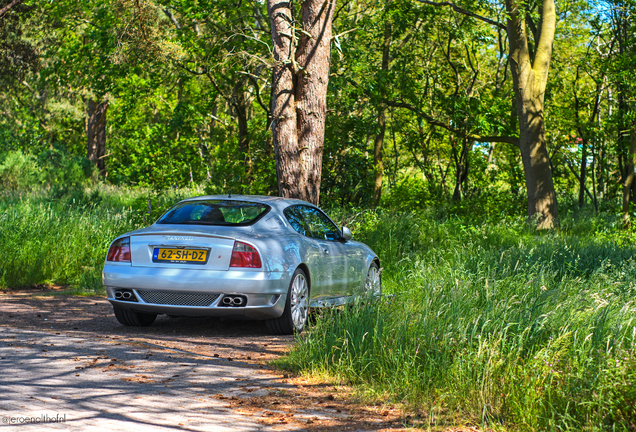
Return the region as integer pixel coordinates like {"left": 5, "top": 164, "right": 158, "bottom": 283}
{"left": 578, "top": 139, "right": 587, "bottom": 208}
{"left": 452, "top": 138, "right": 470, "bottom": 201}
{"left": 268, "top": 0, "right": 300, "bottom": 199}
{"left": 234, "top": 81, "right": 253, "bottom": 185}
{"left": 622, "top": 128, "right": 636, "bottom": 228}
{"left": 294, "top": 0, "right": 335, "bottom": 204}
{"left": 268, "top": 0, "right": 335, "bottom": 205}
{"left": 373, "top": 17, "right": 392, "bottom": 206}
{"left": 87, "top": 98, "right": 108, "bottom": 178}
{"left": 506, "top": 0, "right": 559, "bottom": 229}
{"left": 373, "top": 108, "right": 386, "bottom": 204}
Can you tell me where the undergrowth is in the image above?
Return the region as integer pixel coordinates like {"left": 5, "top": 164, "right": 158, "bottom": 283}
{"left": 278, "top": 208, "right": 636, "bottom": 431}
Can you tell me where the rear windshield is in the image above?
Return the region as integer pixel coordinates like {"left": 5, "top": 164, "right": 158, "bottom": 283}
{"left": 157, "top": 200, "right": 270, "bottom": 226}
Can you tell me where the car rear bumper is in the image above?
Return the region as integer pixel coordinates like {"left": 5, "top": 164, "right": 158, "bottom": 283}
{"left": 103, "top": 264, "right": 290, "bottom": 319}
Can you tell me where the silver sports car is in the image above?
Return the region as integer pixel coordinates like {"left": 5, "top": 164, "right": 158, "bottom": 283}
{"left": 102, "top": 195, "right": 381, "bottom": 334}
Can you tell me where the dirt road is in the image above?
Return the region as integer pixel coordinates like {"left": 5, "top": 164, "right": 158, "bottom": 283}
{"left": 0, "top": 288, "right": 404, "bottom": 431}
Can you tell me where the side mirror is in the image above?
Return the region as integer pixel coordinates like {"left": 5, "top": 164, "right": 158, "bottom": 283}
{"left": 341, "top": 226, "right": 353, "bottom": 241}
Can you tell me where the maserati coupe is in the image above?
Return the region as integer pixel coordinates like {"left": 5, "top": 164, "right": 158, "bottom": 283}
{"left": 102, "top": 195, "right": 381, "bottom": 334}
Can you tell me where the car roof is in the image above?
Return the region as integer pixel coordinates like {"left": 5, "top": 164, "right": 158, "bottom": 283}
{"left": 179, "top": 195, "right": 315, "bottom": 212}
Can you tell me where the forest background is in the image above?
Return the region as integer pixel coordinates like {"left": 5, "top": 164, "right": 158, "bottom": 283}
{"left": 1, "top": 0, "right": 636, "bottom": 430}
{"left": 1, "top": 0, "right": 635, "bottom": 222}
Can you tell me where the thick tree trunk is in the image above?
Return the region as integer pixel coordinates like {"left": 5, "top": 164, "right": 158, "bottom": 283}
{"left": 87, "top": 99, "right": 108, "bottom": 178}
{"left": 517, "top": 116, "right": 558, "bottom": 227}
{"left": 268, "top": 0, "right": 300, "bottom": 198}
{"left": 268, "top": 0, "right": 335, "bottom": 205}
{"left": 294, "top": 0, "right": 335, "bottom": 204}
{"left": 622, "top": 128, "right": 636, "bottom": 228}
{"left": 373, "top": 17, "right": 392, "bottom": 206}
{"left": 506, "top": 0, "right": 559, "bottom": 229}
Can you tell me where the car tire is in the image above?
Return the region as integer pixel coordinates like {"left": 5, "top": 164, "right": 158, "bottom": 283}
{"left": 267, "top": 268, "right": 309, "bottom": 335}
{"left": 113, "top": 307, "right": 157, "bottom": 326}
{"left": 364, "top": 262, "right": 382, "bottom": 298}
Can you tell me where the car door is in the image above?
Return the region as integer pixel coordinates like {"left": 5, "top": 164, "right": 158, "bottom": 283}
{"left": 339, "top": 239, "right": 366, "bottom": 293}
{"left": 296, "top": 206, "right": 349, "bottom": 303}
{"left": 282, "top": 206, "right": 324, "bottom": 297}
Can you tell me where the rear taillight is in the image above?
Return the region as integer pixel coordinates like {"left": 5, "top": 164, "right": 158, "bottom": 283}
{"left": 230, "top": 241, "right": 262, "bottom": 268}
{"left": 107, "top": 236, "right": 131, "bottom": 262}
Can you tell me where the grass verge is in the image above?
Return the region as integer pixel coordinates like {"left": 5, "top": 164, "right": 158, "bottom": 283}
{"left": 277, "top": 209, "right": 636, "bottom": 431}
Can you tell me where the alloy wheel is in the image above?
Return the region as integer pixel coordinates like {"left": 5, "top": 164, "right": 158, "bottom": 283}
{"left": 290, "top": 273, "right": 309, "bottom": 330}
{"left": 365, "top": 264, "right": 381, "bottom": 296}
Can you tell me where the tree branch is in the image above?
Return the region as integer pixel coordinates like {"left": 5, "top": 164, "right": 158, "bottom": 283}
{"left": 413, "top": 0, "right": 506, "bottom": 30}
{"left": 163, "top": 8, "right": 181, "bottom": 30}
{"left": 238, "top": 70, "right": 270, "bottom": 117}
{"left": 385, "top": 99, "right": 519, "bottom": 146}
{"left": 0, "top": 0, "right": 23, "bottom": 18}
{"left": 332, "top": 27, "right": 358, "bottom": 40}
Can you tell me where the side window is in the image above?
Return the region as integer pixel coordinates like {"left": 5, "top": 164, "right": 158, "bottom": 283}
{"left": 283, "top": 206, "right": 310, "bottom": 236}
{"left": 298, "top": 206, "right": 340, "bottom": 241}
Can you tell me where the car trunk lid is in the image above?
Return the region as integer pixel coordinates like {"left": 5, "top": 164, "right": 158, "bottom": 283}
{"left": 129, "top": 231, "right": 236, "bottom": 270}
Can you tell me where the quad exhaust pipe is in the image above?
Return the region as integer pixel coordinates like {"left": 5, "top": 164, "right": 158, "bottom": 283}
{"left": 221, "top": 295, "right": 246, "bottom": 307}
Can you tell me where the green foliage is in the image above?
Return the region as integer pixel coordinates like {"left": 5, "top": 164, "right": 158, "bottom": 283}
{"left": 279, "top": 208, "right": 636, "bottom": 430}
{"left": 38, "top": 146, "right": 96, "bottom": 189}
{"left": 2, "top": 0, "right": 634, "bottom": 214}
{"left": 0, "top": 148, "right": 95, "bottom": 198}
{"left": 0, "top": 150, "right": 39, "bottom": 191}
{"left": 0, "top": 0, "right": 39, "bottom": 89}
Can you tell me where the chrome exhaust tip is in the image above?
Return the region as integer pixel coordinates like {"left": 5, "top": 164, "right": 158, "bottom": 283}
{"left": 122, "top": 292, "right": 132, "bottom": 300}
{"left": 222, "top": 297, "right": 233, "bottom": 305}
{"left": 233, "top": 297, "right": 244, "bottom": 306}
{"left": 114, "top": 291, "right": 123, "bottom": 299}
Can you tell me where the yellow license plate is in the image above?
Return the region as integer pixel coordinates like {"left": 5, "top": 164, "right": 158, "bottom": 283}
{"left": 153, "top": 248, "right": 209, "bottom": 264}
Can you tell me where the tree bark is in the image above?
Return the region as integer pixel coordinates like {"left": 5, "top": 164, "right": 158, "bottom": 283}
{"left": 87, "top": 98, "right": 108, "bottom": 178}
{"left": 268, "top": 0, "right": 335, "bottom": 205}
{"left": 373, "top": 16, "right": 392, "bottom": 206}
{"left": 506, "top": 0, "right": 559, "bottom": 229}
{"left": 268, "top": 0, "right": 300, "bottom": 198}
{"left": 622, "top": 128, "right": 636, "bottom": 228}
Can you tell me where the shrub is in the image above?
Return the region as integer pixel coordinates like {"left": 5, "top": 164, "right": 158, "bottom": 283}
{"left": 0, "top": 150, "right": 39, "bottom": 191}
{"left": 37, "top": 146, "right": 96, "bottom": 192}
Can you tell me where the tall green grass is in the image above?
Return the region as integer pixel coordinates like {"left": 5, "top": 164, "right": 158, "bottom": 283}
{"left": 2, "top": 187, "right": 635, "bottom": 429}
{"left": 0, "top": 185, "right": 202, "bottom": 291}
{"left": 280, "top": 209, "right": 636, "bottom": 430}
